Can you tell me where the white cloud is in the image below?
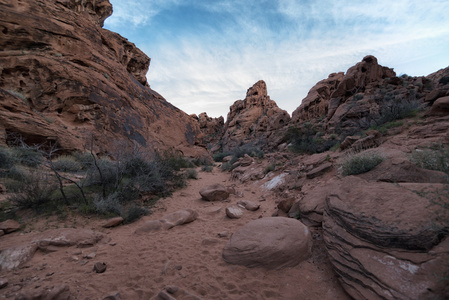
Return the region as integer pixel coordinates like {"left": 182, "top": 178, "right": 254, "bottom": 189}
{"left": 105, "top": 0, "right": 449, "bottom": 119}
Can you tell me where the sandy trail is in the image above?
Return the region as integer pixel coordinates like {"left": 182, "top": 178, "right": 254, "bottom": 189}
{"left": 0, "top": 167, "right": 348, "bottom": 299}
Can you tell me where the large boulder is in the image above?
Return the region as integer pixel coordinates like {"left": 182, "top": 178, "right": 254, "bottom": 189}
{"left": 199, "top": 184, "right": 230, "bottom": 201}
{"left": 0, "top": 0, "right": 208, "bottom": 159}
{"left": 323, "top": 177, "right": 449, "bottom": 299}
{"left": 222, "top": 217, "right": 312, "bottom": 269}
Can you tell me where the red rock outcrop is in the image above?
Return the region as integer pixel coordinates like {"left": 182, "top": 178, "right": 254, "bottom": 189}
{"left": 0, "top": 0, "right": 207, "bottom": 158}
{"left": 192, "top": 112, "right": 224, "bottom": 147}
{"left": 219, "top": 80, "right": 290, "bottom": 151}
{"left": 323, "top": 177, "right": 449, "bottom": 299}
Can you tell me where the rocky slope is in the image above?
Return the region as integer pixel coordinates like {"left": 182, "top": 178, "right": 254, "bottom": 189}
{"left": 0, "top": 0, "right": 207, "bottom": 158}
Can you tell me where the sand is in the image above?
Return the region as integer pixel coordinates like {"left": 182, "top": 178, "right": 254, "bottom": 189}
{"left": 0, "top": 167, "right": 349, "bottom": 299}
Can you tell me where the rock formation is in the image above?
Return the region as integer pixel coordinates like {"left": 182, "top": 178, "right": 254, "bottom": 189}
{"left": 0, "top": 0, "right": 207, "bottom": 158}
{"left": 216, "top": 80, "right": 290, "bottom": 151}
{"left": 323, "top": 177, "right": 449, "bottom": 299}
{"left": 191, "top": 112, "right": 224, "bottom": 147}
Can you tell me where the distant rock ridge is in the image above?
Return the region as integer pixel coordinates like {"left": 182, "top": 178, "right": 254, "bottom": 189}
{"left": 200, "top": 80, "right": 290, "bottom": 152}
{"left": 0, "top": 0, "right": 208, "bottom": 159}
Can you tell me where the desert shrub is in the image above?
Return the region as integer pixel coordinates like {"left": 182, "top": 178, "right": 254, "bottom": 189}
{"left": 52, "top": 155, "right": 82, "bottom": 172}
{"left": 213, "top": 152, "right": 231, "bottom": 162}
{"left": 375, "top": 98, "right": 420, "bottom": 126}
{"left": 201, "top": 165, "right": 213, "bottom": 172}
{"left": 341, "top": 152, "right": 384, "bottom": 176}
{"left": 158, "top": 150, "right": 193, "bottom": 171}
{"left": 285, "top": 124, "right": 339, "bottom": 154}
{"left": 93, "top": 193, "right": 123, "bottom": 216}
{"left": 10, "top": 147, "right": 43, "bottom": 167}
{"left": 185, "top": 168, "right": 198, "bottom": 179}
{"left": 8, "top": 170, "right": 58, "bottom": 209}
{"left": 439, "top": 76, "right": 449, "bottom": 85}
{"left": 265, "top": 163, "right": 276, "bottom": 174}
{"left": 191, "top": 156, "right": 213, "bottom": 166}
{"left": 230, "top": 144, "right": 264, "bottom": 160}
{"left": 0, "top": 147, "right": 15, "bottom": 169}
{"left": 123, "top": 204, "right": 148, "bottom": 224}
{"left": 368, "top": 120, "right": 403, "bottom": 135}
{"left": 6, "top": 165, "right": 29, "bottom": 182}
{"left": 410, "top": 145, "right": 449, "bottom": 175}
{"left": 84, "top": 157, "right": 117, "bottom": 187}
{"left": 221, "top": 162, "right": 232, "bottom": 171}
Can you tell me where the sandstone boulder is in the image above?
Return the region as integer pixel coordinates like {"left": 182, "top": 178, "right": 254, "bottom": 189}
{"left": 225, "top": 205, "right": 243, "bottom": 219}
{"left": 199, "top": 184, "right": 230, "bottom": 201}
{"left": 305, "top": 162, "right": 333, "bottom": 179}
{"left": 222, "top": 217, "right": 312, "bottom": 269}
{"left": 323, "top": 177, "right": 449, "bottom": 299}
{"left": 36, "top": 228, "right": 106, "bottom": 248}
{"left": 160, "top": 209, "right": 198, "bottom": 229}
{"left": 0, "top": 219, "right": 21, "bottom": 234}
{"left": 135, "top": 209, "right": 198, "bottom": 233}
{"left": 428, "top": 96, "right": 449, "bottom": 116}
{"left": 237, "top": 200, "right": 260, "bottom": 211}
{"left": 102, "top": 217, "right": 124, "bottom": 228}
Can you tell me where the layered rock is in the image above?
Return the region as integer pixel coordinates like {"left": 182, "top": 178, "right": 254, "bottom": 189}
{"left": 0, "top": 0, "right": 207, "bottom": 158}
{"left": 219, "top": 80, "right": 290, "bottom": 151}
{"left": 323, "top": 177, "right": 449, "bottom": 299}
{"left": 192, "top": 112, "right": 224, "bottom": 147}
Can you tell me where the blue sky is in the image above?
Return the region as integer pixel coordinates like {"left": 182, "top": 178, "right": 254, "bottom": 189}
{"left": 104, "top": 0, "right": 449, "bottom": 119}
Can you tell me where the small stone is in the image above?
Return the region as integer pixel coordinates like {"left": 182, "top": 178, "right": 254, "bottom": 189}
{"left": 217, "top": 232, "right": 230, "bottom": 238}
{"left": 93, "top": 262, "right": 107, "bottom": 273}
{"left": 0, "top": 278, "right": 8, "bottom": 289}
{"left": 166, "top": 285, "right": 179, "bottom": 294}
{"left": 237, "top": 200, "right": 260, "bottom": 211}
{"left": 226, "top": 205, "right": 243, "bottom": 219}
{"left": 84, "top": 253, "right": 96, "bottom": 259}
{"left": 103, "top": 291, "right": 121, "bottom": 300}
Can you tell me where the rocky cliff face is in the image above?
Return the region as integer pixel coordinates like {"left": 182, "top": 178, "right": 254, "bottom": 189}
{"left": 214, "top": 80, "right": 290, "bottom": 151}
{"left": 0, "top": 0, "right": 207, "bottom": 158}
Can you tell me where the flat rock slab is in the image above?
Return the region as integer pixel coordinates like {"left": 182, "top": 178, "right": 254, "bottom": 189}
{"left": 306, "top": 162, "right": 333, "bottom": 179}
{"left": 222, "top": 217, "right": 312, "bottom": 269}
{"left": 135, "top": 209, "right": 198, "bottom": 233}
{"left": 0, "top": 219, "right": 21, "bottom": 234}
{"left": 0, "top": 229, "right": 106, "bottom": 270}
{"left": 199, "top": 184, "right": 230, "bottom": 201}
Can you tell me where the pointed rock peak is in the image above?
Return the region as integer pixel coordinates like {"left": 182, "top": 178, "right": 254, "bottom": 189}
{"left": 362, "top": 55, "right": 377, "bottom": 64}
{"left": 246, "top": 80, "right": 267, "bottom": 98}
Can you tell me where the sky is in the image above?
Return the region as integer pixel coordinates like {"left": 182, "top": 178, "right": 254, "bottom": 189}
{"left": 104, "top": 0, "right": 449, "bottom": 119}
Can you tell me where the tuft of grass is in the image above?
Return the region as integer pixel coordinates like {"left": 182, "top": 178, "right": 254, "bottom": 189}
{"left": 52, "top": 155, "right": 82, "bottom": 172}
{"left": 264, "top": 163, "right": 276, "bottom": 174}
{"left": 368, "top": 120, "right": 403, "bottom": 135}
{"left": 341, "top": 152, "right": 384, "bottom": 176}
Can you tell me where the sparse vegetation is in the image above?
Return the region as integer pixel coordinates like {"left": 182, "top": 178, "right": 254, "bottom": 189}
{"left": 201, "top": 165, "right": 213, "bottom": 172}
{"left": 368, "top": 120, "right": 404, "bottom": 135}
{"left": 341, "top": 152, "right": 384, "bottom": 176}
{"left": 185, "top": 168, "right": 198, "bottom": 179}
{"left": 264, "top": 163, "right": 276, "bottom": 174}
{"left": 410, "top": 144, "right": 449, "bottom": 175}
{"left": 284, "top": 123, "right": 339, "bottom": 154}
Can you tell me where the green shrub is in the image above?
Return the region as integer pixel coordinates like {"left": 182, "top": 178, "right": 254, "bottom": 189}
{"left": 265, "top": 163, "right": 276, "bottom": 174}
{"left": 213, "top": 152, "right": 231, "bottom": 162}
{"left": 52, "top": 155, "right": 82, "bottom": 172}
{"left": 123, "top": 204, "right": 148, "bottom": 224}
{"left": 8, "top": 170, "right": 58, "bottom": 209}
{"left": 185, "top": 168, "right": 198, "bottom": 179}
{"left": 221, "top": 162, "right": 232, "bottom": 171}
{"left": 93, "top": 193, "right": 123, "bottom": 216}
{"left": 201, "top": 165, "right": 213, "bottom": 172}
{"left": 368, "top": 120, "right": 403, "bottom": 134}
{"left": 11, "top": 147, "right": 43, "bottom": 167}
{"left": 341, "top": 152, "right": 384, "bottom": 176}
{"left": 284, "top": 124, "right": 339, "bottom": 154}
{"left": 0, "top": 147, "right": 15, "bottom": 169}
{"left": 410, "top": 145, "right": 449, "bottom": 175}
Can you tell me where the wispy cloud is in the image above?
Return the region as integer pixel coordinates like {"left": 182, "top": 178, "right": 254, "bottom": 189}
{"left": 105, "top": 0, "right": 449, "bottom": 118}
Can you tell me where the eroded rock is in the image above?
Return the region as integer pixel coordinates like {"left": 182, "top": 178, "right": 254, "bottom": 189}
{"left": 199, "top": 184, "right": 230, "bottom": 201}
{"left": 0, "top": 219, "right": 21, "bottom": 234}
{"left": 222, "top": 217, "right": 312, "bottom": 269}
